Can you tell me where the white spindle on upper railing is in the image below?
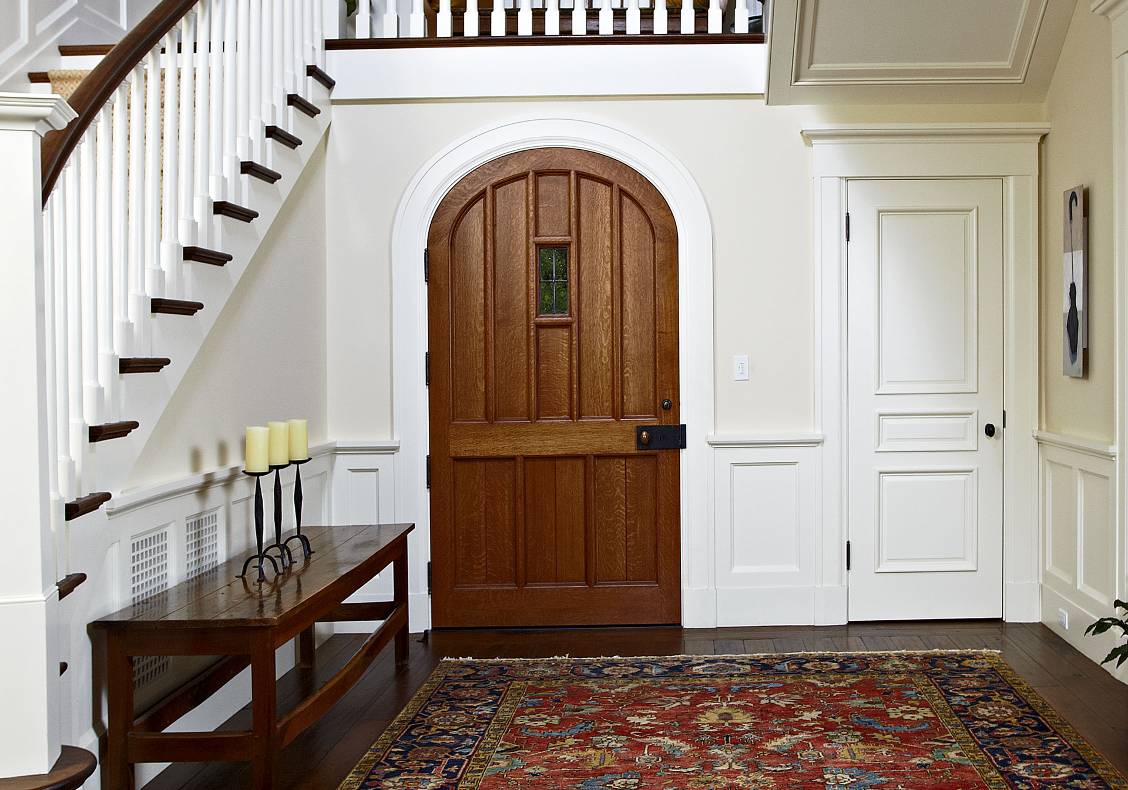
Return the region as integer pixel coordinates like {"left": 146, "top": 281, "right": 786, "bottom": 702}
{"left": 464, "top": 0, "right": 479, "bottom": 36}
{"left": 39, "top": 0, "right": 331, "bottom": 512}
{"left": 410, "top": 0, "right": 426, "bottom": 36}
{"left": 491, "top": 0, "right": 506, "bottom": 36}
{"left": 735, "top": 0, "right": 748, "bottom": 33}
{"left": 680, "top": 0, "right": 693, "bottom": 33}
{"left": 598, "top": 0, "right": 613, "bottom": 33}
{"left": 438, "top": 0, "right": 453, "bottom": 36}
{"left": 518, "top": 0, "right": 532, "bottom": 35}
{"left": 572, "top": 0, "right": 586, "bottom": 35}
{"left": 545, "top": 0, "right": 560, "bottom": 35}
{"left": 653, "top": 0, "right": 667, "bottom": 33}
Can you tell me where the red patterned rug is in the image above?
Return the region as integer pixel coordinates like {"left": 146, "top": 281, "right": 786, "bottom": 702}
{"left": 340, "top": 652, "right": 1127, "bottom": 789}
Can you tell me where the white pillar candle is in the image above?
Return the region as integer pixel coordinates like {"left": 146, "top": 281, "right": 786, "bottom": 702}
{"left": 267, "top": 420, "right": 290, "bottom": 467}
{"left": 287, "top": 418, "right": 309, "bottom": 461}
{"left": 244, "top": 426, "right": 269, "bottom": 472}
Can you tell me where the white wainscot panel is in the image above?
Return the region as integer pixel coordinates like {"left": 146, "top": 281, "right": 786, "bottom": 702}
{"left": 876, "top": 468, "right": 977, "bottom": 572}
{"left": 1037, "top": 436, "right": 1124, "bottom": 684}
{"left": 330, "top": 448, "right": 400, "bottom": 632}
{"left": 713, "top": 445, "right": 818, "bottom": 626}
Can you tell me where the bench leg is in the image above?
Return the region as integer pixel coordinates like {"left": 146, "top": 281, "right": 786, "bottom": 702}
{"left": 394, "top": 551, "right": 409, "bottom": 666}
{"left": 297, "top": 626, "right": 316, "bottom": 670}
{"left": 250, "top": 638, "right": 278, "bottom": 790}
{"left": 104, "top": 636, "right": 134, "bottom": 790}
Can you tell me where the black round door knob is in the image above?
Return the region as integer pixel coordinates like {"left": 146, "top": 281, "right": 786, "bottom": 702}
{"left": 984, "top": 423, "right": 996, "bottom": 438}
{"left": 661, "top": 399, "right": 673, "bottom": 411}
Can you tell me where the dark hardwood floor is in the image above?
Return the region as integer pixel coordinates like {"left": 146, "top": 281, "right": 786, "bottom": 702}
{"left": 146, "top": 622, "right": 1128, "bottom": 788}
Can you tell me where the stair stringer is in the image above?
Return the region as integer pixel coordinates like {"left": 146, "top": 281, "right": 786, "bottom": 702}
{"left": 87, "top": 86, "right": 332, "bottom": 498}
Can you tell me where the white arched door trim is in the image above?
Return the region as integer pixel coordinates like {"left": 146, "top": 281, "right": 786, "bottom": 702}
{"left": 390, "top": 117, "right": 717, "bottom": 631}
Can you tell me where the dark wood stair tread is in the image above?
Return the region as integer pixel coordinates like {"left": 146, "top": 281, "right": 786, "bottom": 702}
{"left": 64, "top": 492, "right": 111, "bottom": 521}
{"left": 119, "top": 357, "right": 171, "bottom": 374}
{"left": 287, "top": 93, "right": 321, "bottom": 117}
{"left": 56, "top": 573, "right": 87, "bottom": 600}
{"left": 241, "top": 160, "right": 283, "bottom": 183}
{"left": 58, "top": 44, "right": 114, "bottom": 56}
{"left": 183, "top": 245, "right": 234, "bottom": 266}
{"left": 0, "top": 744, "right": 97, "bottom": 790}
{"left": 151, "top": 298, "right": 204, "bottom": 315}
{"left": 89, "top": 420, "right": 140, "bottom": 443}
{"left": 28, "top": 71, "right": 51, "bottom": 84}
{"left": 266, "top": 125, "right": 302, "bottom": 149}
{"left": 306, "top": 64, "right": 336, "bottom": 90}
{"left": 213, "top": 201, "right": 258, "bottom": 222}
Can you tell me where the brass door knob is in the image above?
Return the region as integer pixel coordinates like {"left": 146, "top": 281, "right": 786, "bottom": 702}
{"left": 639, "top": 430, "right": 651, "bottom": 446}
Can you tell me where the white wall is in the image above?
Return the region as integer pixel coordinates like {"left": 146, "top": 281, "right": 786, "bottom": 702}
{"left": 324, "top": 97, "right": 1048, "bottom": 629}
{"left": 1037, "top": 2, "right": 1125, "bottom": 684}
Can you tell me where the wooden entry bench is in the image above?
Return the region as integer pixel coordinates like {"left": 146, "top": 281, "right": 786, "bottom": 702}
{"left": 92, "top": 523, "right": 413, "bottom": 789}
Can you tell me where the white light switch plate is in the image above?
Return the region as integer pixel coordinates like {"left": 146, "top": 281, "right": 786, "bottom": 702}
{"left": 733, "top": 355, "right": 749, "bottom": 381}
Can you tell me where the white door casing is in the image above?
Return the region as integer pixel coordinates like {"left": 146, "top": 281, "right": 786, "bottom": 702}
{"left": 847, "top": 178, "right": 1004, "bottom": 620}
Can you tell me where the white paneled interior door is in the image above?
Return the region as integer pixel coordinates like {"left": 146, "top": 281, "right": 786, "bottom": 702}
{"left": 847, "top": 179, "right": 1004, "bottom": 621}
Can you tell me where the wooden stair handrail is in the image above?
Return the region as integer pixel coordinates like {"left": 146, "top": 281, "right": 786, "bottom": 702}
{"left": 40, "top": 0, "right": 199, "bottom": 205}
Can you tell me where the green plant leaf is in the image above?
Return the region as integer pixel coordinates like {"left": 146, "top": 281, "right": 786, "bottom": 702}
{"left": 1085, "top": 617, "right": 1123, "bottom": 636}
{"left": 1116, "top": 598, "right": 1128, "bottom": 612}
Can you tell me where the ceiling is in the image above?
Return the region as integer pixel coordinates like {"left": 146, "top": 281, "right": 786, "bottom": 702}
{"left": 765, "top": 0, "right": 1078, "bottom": 104}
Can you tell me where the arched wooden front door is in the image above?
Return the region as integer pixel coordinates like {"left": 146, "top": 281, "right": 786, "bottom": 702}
{"left": 427, "top": 148, "right": 681, "bottom": 628}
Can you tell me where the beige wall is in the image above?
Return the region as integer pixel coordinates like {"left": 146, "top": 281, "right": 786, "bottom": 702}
{"left": 1040, "top": 2, "right": 1115, "bottom": 442}
{"left": 128, "top": 142, "right": 329, "bottom": 487}
{"left": 325, "top": 99, "right": 1045, "bottom": 439}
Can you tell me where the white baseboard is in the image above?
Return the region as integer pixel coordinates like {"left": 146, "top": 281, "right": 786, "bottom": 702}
{"left": 682, "top": 587, "right": 717, "bottom": 629}
{"left": 1042, "top": 585, "right": 1128, "bottom": 686}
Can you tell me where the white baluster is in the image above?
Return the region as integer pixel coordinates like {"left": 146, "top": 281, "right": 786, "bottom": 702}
{"left": 195, "top": 0, "right": 213, "bottom": 246}
{"left": 438, "top": 0, "right": 452, "bottom": 36}
{"left": 64, "top": 163, "right": 85, "bottom": 488}
{"left": 248, "top": 0, "right": 263, "bottom": 161}
{"left": 410, "top": 0, "right": 425, "bottom": 36}
{"left": 464, "top": 0, "right": 479, "bottom": 36}
{"left": 178, "top": 14, "right": 198, "bottom": 248}
{"left": 42, "top": 201, "right": 60, "bottom": 509}
{"left": 273, "top": 0, "right": 287, "bottom": 120}
{"left": 491, "top": 0, "right": 505, "bottom": 36}
{"left": 95, "top": 106, "right": 115, "bottom": 419}
{"left": 707, "top": 0, "right": 720, "bottom": 33}
{"left": 50, "top": 187, "right": 73, "bottom": 500}
{"left": 162, "top": 30, "right": 182, "bottom": 296}
{"left": 518, "top": 0, "right": 532, "bottom": 34}
{"left": 626, "top": 0, "right": 640, "bottom": 33}
{"left": 222, "top": 0, "right": 239, "bottom": 206}
{"left": 143, "top": 47, "right": 162, "bottom": 299}
{"left": 598, "top": 0, "right": 612, "bottom": 33}
{"left": 209, "top": 0, "right": 226, "bottom": 201}
{"left": 545, "top": 0, "right": 560, "bottom": 35}
{"left": 356, "top": 0, "right": 373, "bottom": 36}
{"left": 259, "top": 0, "right": 272, "bottom": 130}
{"left": 293, "top": 0, "right": 305, "bottom": 77}
{"left": 236, "top": 0, "right": 251, "bottom": 163}
{"left": 111, "top": 84, "right": 129, "bottom": 358}
{"left": 653, "top": 0, "right": 667, "bottom": 33}
{"left": 734, "top": 0, "right": 748, "bottom": 33}
{"left": 314, "top": 0, "right": 326, "bottom": 67}
{"left": 78, "top": 132, "right": 100, "bottom": 430}
{"left": 680, "top": 0, "right": 693, "bottom": 33}
{"left": 127, "top": 62, "right": 146, "bottom": 345}
{"left": 572, "top": 0, "right": 587, "bottom": 34}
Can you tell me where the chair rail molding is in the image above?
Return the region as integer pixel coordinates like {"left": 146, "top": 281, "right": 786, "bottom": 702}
{"left": 389, "top": 115, "right": 717, "bottom": 629}
{"left": 804, "top": 123, "right": 1047, "bottom": 625}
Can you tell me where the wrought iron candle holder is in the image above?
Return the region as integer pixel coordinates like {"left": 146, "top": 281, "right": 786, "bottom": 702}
{"left": 263, "top": 463, "right": 295, "bottom": 569}
{"left": 284, "top": 457, "right": 314, "bottom": 559}
{"left": 239, "top": 470, "right": 280, "bottom": 582}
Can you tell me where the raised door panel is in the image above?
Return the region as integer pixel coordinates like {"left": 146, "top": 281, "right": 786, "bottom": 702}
{"left": 577, "top": 175, "right": 615, "bottom": 420}
{"left": 449, "top": 197, "right": 487, "bottom": 423}
{"left": 493, "top": 178, "right": 531, "bottom": 422}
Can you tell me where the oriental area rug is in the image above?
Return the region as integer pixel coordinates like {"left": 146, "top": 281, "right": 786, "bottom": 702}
{"left": 340, "top": 652, "right": 1127, "bottom": 789}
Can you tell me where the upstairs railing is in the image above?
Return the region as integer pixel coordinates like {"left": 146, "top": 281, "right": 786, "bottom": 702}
{"left": 341, "top": 0, "right": 765, "bottom": 40}
{"left": 39, "top": 0, "right": 329, "bottom": 521}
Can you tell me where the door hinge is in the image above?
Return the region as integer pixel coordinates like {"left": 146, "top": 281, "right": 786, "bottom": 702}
{"left": 424, "top": 248, "right": 430, "bottom": 283}
{"left": 845, "top": 212, "right": 851, "bottom": 243}
{"left": 425, "top": 351, "right": 430, "bottom": 386}
{"left": 427, "top": 561, "right": 433, "bottom": 595}
{"left": 1002, "top": 409, "right": 1007, "bottom": 429}
{"left": 846, "top": 540, "right": 852, "bottom": 571}
{"left": 426, "top": 454, "right": 431, "bottom": 489}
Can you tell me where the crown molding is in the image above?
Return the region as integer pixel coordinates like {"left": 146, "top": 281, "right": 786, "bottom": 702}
{"left": 1092, "top": 0, "right": 1128, "bottom": 20}
{"left": 0, "top": 93, "right": 76, "bottom": 136}
{"left": 801, "top": 123, "right": 1051, "bottom": 146}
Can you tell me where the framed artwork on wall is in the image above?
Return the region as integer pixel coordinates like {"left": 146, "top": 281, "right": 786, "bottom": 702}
{"left": 1063, "top": 185, "right": 1087, "bottom": 378}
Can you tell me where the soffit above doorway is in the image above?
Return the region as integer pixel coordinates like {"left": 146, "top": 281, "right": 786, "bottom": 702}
{"left": 766, "top": 0, "right": 1077, "bottom": 104}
